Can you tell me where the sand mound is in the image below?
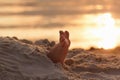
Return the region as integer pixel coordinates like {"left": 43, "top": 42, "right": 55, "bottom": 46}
{"left": 1, "top": 37, "right": 120, "bottom": 80}
{"left": 0, "top": 37, "right": 68, "bottom": 80}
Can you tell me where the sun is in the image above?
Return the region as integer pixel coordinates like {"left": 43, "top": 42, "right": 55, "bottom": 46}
{"left": 95, "top": 13, "right": 118, "bottom": 49}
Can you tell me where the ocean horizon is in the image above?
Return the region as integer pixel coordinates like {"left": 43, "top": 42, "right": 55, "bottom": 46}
{"left": 0, "top": 0, "right": 120, "bottom": 49}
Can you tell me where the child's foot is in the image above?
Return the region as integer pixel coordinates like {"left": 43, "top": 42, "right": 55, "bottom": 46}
{"left": 47, "top": 30, "right": 70, "bottom": 64}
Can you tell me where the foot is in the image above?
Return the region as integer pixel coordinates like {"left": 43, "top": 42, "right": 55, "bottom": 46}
{"left": 47, "top": 30, "right": 70, "bottom": 64}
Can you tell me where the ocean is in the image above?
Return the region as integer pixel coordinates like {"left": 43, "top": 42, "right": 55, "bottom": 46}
{"left": 0, "top": 0, "right": 120, "bottom": 49}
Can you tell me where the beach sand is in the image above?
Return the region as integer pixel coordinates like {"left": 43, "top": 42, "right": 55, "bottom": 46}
{"left": 0, "top": 37, "right": 120, "bottom": 80}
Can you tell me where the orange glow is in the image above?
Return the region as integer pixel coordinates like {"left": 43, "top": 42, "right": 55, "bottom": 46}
{"left": 0, "top": 13, "right": 119, "bottom": 49}
{"left": 94, "top": 13, "right": 118, "bottom": 49}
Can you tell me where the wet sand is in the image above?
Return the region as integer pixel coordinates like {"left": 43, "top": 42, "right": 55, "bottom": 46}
{"left": 0, "top": 37, "right": 120, "bottom": 80}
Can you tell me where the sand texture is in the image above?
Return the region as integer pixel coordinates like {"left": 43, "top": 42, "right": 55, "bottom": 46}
{"left": 0, "top": 37, "right": 68, "bottom": 80}
{"left": 65, "top": 49, "right": 120, "bottom": 80}
{"left": 0, "top": 37, "right": 120, "bottom": 80}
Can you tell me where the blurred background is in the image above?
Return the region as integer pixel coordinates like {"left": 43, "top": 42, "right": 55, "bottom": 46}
{"left": 0, "top": 0, "right": 120, "bottom": 49}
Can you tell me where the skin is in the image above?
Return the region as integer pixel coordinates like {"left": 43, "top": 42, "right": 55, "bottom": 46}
{"left": 47, "top": 30, "right": 71, "bottom": 64}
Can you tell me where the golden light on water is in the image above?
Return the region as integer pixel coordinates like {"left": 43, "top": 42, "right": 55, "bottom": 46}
{"left": 0, "top": 12, "right": 120, "bottom": 49}
{"left": 94, "top": 13, "right": 118, "bottom": 49}
{"left": 0, "top": 0, "right": 120, "bottom": 50}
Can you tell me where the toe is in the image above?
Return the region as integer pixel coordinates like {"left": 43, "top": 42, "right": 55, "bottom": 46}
{"left": 65, "top": 31, "right": 71, "bottom": 46}
{"left": 59, "top": 30, "right": 64, "bottom": 42}
{"left": 59, "top": 30, "right": 70, "bottom": 47}
{"left": 65, "top": 31, "right": 69, "bottom": 39}
{"left": 59, "top": 30, "right": 64, "bottom": 35}
{"left": 60, "top": 35, "right": 66, "bottom": 47}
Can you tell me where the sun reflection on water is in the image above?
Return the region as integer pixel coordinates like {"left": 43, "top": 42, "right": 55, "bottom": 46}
{"left": 93, "top": 13, "right": 118, "bottom": 49}
{"left": 0, "top": 13, "right": 120, "bottom": 49}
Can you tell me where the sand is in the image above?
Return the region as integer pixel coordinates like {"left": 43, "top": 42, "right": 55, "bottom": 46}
{"left": 65, "top": 49, "right": 120, "bottom": 80}
{"left": 0, "top": 37, "right": 120, "bottom": 80}
{"left": 0, "top": 37, "right": 68, "bottom": 80}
